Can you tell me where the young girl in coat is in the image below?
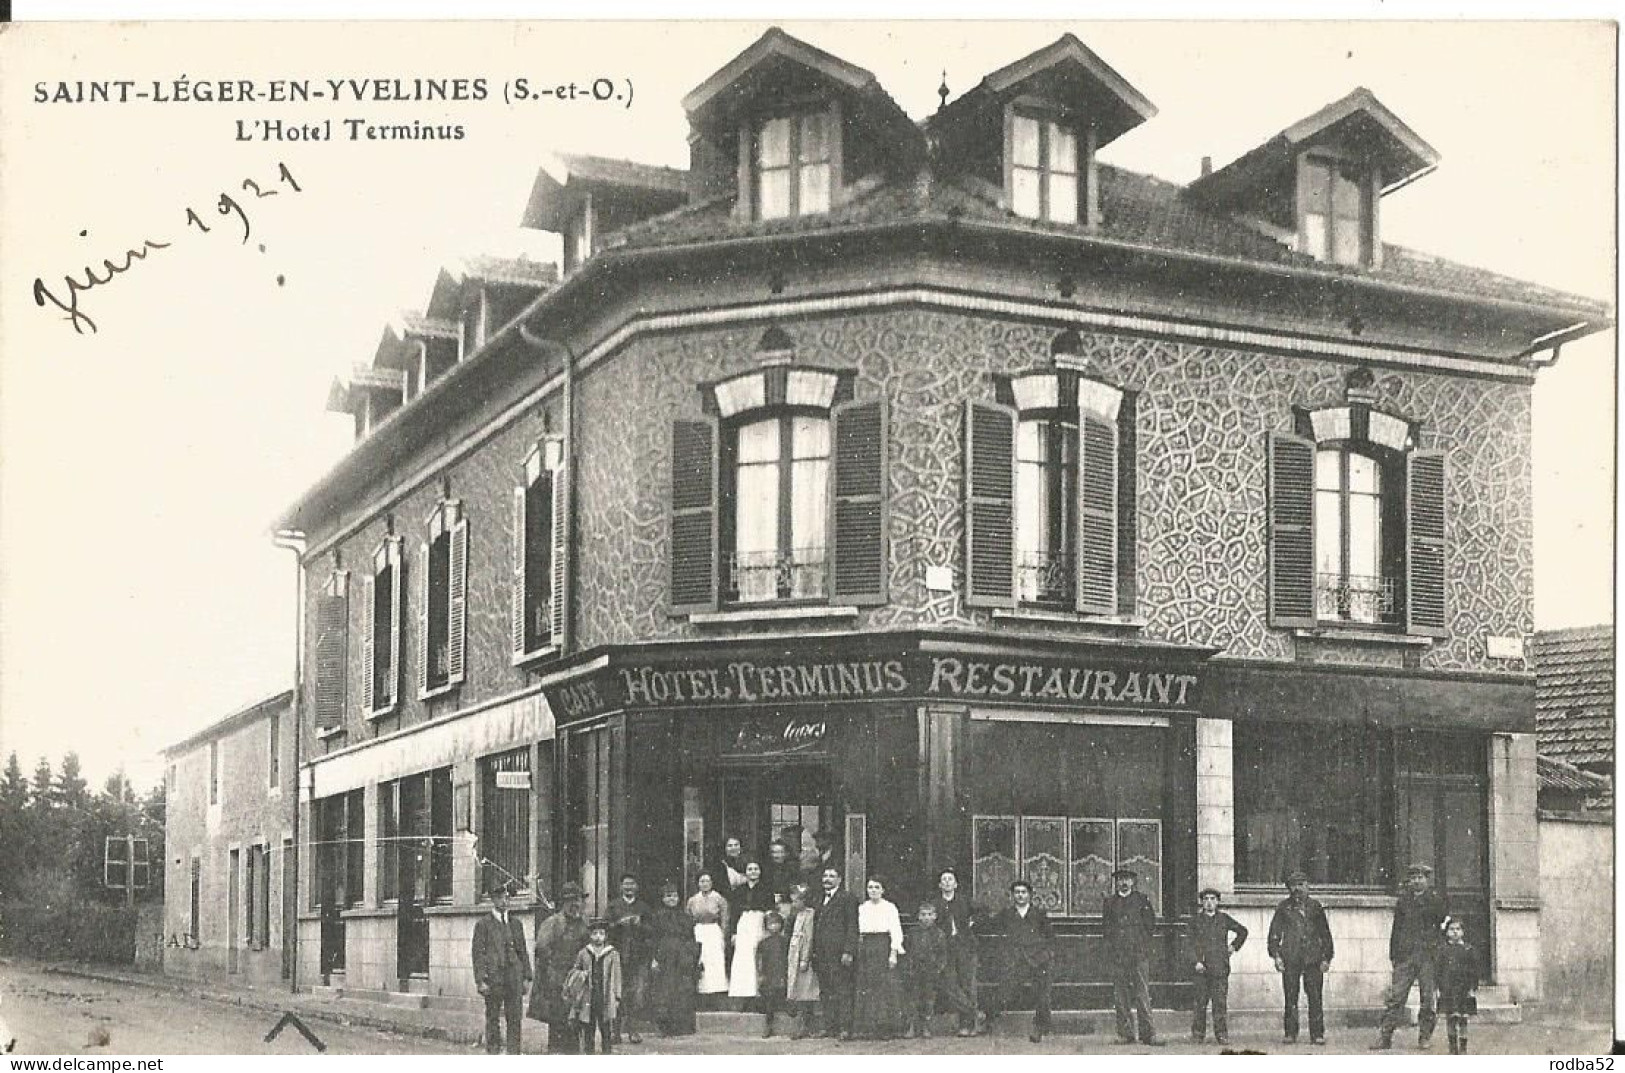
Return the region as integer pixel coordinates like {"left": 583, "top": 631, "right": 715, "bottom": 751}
{"left": 1437, "top": 918, "right": 1479, "bottom": 1055}
{"left": 571, "top": 919, "right": 623, "bottom": 1054}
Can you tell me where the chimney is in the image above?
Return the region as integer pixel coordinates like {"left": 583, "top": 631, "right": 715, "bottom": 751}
{"left": 1200, "top": 155, "right": 1212, "bottom": 177}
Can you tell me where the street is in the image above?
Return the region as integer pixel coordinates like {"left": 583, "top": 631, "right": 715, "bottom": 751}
{"left": 0, "top": 961, "right": 1612, "bottom": 1055}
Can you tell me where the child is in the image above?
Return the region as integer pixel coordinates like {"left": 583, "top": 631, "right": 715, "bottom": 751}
{"left": 755, "top": 909, "right": 791, "bottom": 1038}
{"left": 571, "top": 919, "right": 623, "bottom": 1054}
{"left": 903, "top": 902, "right": 949, "bottom": 1039}
{"left": 1437, "top": 918, "right": 1479, "bottom": 1055}
{"left": 1188, "top": 887, "right": 1248, "bottom": 1045}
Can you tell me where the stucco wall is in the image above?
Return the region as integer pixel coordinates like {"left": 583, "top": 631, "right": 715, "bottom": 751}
{"left": 1538, "top": 813, "right": 1612, "bottom": 1013}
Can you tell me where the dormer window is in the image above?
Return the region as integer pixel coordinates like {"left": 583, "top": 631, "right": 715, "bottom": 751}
{"left": 1300, "top": 156, "right": 1370, "bottom": 267}
{"left": 756, "top": 110, "right": 831, "bottom": 220}
{"left": 1010, "top": 111, "right": 1080, "bottom": 224}
{"left": 564, "top": 200, "right": 592, "bottom": 274}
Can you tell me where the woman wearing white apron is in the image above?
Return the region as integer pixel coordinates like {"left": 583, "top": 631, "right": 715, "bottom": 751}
{"left": 686, "top": 873, "right": 731, "bottom": 995}
{"left": 728, "top": 862, "right": 774, "bottom": 998}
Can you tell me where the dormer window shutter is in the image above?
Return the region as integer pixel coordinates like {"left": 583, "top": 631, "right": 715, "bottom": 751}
{"left": 1075, "top": 413, "right": 1119, "bottom": 614}
{"left": 511, "top": 486, "right": 528, "bottom": 657}
{"left": 964, "top": 400, "right": 1017, "bottom": 608}
{"left": 447, "top": 509, "right": 468, "bottom": 685}
{"left": 829, "top": 396, "right": 888, "bottom": 606}
{"left": 1267, "top": 432, "right": 1317, "bottom": 628}
{"left": 549, "top": 440, "right": 570, "bottom": 650}
{"left": 1405, "top": 449, "right": 1448, "bottom": 637}
{"left": 670, "top": 419, "right": 720, "bottom": 614}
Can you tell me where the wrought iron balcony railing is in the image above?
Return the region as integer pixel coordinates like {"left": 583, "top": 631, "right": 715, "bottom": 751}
{"left": 1316, "top": 572, "right": 1398, "bottom": 625}
{"left": 729, "top": 547, "right": 828, "bottom": 604}
{"left": 1017, "top": 549, "right": 1073, "bottom": 606}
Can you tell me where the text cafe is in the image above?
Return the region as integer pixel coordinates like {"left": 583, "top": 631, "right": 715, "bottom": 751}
{"left": 539, "top": 631, "right": 1214, "bottom": 926}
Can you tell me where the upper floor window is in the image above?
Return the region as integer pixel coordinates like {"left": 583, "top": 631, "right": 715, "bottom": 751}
{"left": 418, "top": 501, "right": 468, "bottom": 698}
{"left": 966, "top": 370, "right": 1134, "bottom": 616}
{"left": 364, "top": 536, "right": 405, "bottom": 717}
{"left": 1299, "top": 156, "right": 1369, "bottom": 267}
{"left": 1010, "top": 111, "right": 1080, "bottom": 224}
{"left": 669, "top": 366, "right": 888, "bottom": 613}
{"left": 1268, "top": 406, "right": 1445, "bottom": 635}
{"left": 208, "top": 741, "right": 219, "bottom": 805}
{"left": 513, "top": 437, "right": 568, "bottom": 661}
{"left": 756, "top": 110, "right": 831, "bottom": 221}
{"left": 268, "top": 711, "right": 280, "bottom": 788}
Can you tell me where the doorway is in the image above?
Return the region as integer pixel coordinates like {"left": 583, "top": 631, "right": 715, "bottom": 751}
{"left": 716, "top": 764, "right": 836, "bottom": 866}
{"left": 227, "top": 848, "right": 240, "bottom": 974}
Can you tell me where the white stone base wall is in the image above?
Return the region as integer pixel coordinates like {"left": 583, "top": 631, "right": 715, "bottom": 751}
{"left": 1223, "top": 903, "right": 1398, "bottom": 1012}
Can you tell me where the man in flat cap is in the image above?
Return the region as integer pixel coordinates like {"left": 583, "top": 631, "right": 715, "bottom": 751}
{"left": 471, "top": 881, "right": 532, "bottom": 1054}
{"left": 1374, "top": 863, "right": 1449, "bottom": 1050}
{"left": 1267, "top": 870, "right": 1334, "bottom": 1045}
{"left": 1103, "top": 867, "right": 1160, "bottom": 1045}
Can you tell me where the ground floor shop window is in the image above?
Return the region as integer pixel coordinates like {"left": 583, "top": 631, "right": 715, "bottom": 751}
{"left": 966, "top": 717, "right": 1165, "bottom": 914}
{"left": 1234, "top": 721, "right": 1391, "bottom": 887}
{"left": 973, "top": 815, "right": 1162, "bottom": 915}
{"left": 313, "top": 789, "right": 364, "bottom": 909}
{"left": 379, "top": 769, "right": 453, "bottom": 905}
{"left": 479, "top": 748, "right": 532, "bottom": 896}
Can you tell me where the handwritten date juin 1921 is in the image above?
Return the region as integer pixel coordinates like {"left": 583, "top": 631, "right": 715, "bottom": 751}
{"left": 32, "top": 162, "right": 302, "bottom": 336}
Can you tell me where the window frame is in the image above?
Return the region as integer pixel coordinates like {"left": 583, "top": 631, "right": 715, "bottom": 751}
{"left": 971, "top": 813, "right": 1163, "bottom": 918}
{"left": 513, "top": 437, "right": 567, "bottom": 664}
{"left": 1007, "top": 106, "right": 1086, "bottom": 225}
{"left": 1314, "top": 442, "right": 1404, "bottom": 627}
{"left": 722, "top": 408, "right": 834, "bottom": 607}
{"left": 1297, "top": 153, "right": 1374, "bottom": 268}
{"left": 379, "top": 769, "right": 454, "bottom": 907}
{"left": 418, "top": 500, "right": 467, "bottom": 699}
{"left": 363, "top": 536, "right": 405, "bottom": 718}
{"left": 478, "top": 747, "right": 534, "bottom": 901}
{"left": 752, "top": 105, "right": 836, "bottom": 222}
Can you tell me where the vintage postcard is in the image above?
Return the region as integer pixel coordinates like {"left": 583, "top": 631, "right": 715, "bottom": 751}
{"left": 0, "top": 17, "right": 1613, "bottom": 1058}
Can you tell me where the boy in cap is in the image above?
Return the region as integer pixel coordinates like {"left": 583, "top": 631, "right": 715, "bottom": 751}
{"left": 1374, "top": 863, "right": 1449, "bottom": 1050}
{"left": 1267, "top": 870, "right": 1334, "bottom": 1045}
{"left": 471, "top": 881, "right": 532, "bottom": 1054}
{"left": 1103, "top": 867, "right": 1160, "bottom": 1046}
{"left": 902, "top": 901, "right": 949, "bottom": 1038}
{"left": 571, "top": 918, "right": 622, "bottom": 1053}
{"left": 1188, "top": 888, "right": 1248, "bottom": 1045}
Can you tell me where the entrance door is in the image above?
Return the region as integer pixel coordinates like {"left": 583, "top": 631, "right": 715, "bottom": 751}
{"left": 227, "top": 848, "right": 240, "bottom": 974}
{"left": 1401, "top": 772, "right": 1491, "bottom": 979}
{"left": 716, "top": 765, "right": 836, "bottom": 870}
{"left": 281, "top": 838, "right": 295, "bottom": 980}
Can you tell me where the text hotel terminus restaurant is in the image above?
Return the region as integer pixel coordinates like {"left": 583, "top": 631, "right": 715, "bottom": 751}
{"left": 170, "top": 29, "right": 1610, "bottom": 1015}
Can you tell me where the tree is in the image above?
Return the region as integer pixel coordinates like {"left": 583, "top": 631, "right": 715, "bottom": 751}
{"left": 0, "top": 753, "right": 31, "bottom": 898}
{"left": 55, "top": 752, "right": 90, "bottom": 812}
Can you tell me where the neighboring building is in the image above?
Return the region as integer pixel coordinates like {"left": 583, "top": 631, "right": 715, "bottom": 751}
{"left": 161, "top": 690, "right": 296, "bottom": 986}
{"left": 276, "top": 29, "right": 1610, "bottom": 1013}
{"left": 1535, "top": 624, "right": 1614, "bottom": 811}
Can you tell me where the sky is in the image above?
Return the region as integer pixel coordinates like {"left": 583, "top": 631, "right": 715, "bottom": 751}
{"left": 0, "top": 19, "right": 1613, "bottom": 790}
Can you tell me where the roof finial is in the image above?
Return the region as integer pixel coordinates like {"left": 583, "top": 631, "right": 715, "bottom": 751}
{"left": 937, "top": 70, "right": 949, "bottom": 112}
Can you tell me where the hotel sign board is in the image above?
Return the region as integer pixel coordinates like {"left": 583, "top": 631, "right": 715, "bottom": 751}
{"left": 542, "top": 640, "right": 1204, "bottom": 725}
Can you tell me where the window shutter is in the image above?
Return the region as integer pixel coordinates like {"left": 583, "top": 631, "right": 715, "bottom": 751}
{"left": 448, "top": 514, "right": 468, "bottom": 685}
{"left": 1267, "top": 432, "right": 1317, "bottom": 628}
{"left": 511, "top": 486, "right": 528, "bottom": 657}
{"left": 361, "top": 571, "right": 376, "bottom": 714}
{"left": 549, "top": 442, "right": 570, "bottom": 650}
{"left": 964, "top": 400, "right": 1017, "bottom": 608}
{"left": 313, "top": 577, "right": 347, "bottom": 732}
{"left": 1075, "top": 413, "right": 1119, "bottom": 615}
{"left": 1406, "top": 449, "right": 1448, "bottom": 637}
{"left": 417, "top": 541, "right": 431, "bottom": 698}
{"left": 669, "top": 419, "right": 719, "bottom": 614}
{"left": 387, "top": 537, "right": 404, "bottom": 712}
{"left": 830, "top": 397, "right": 888, "bottom": 606}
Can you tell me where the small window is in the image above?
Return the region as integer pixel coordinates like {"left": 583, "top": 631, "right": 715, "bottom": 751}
{"left": 514, "top": 438, "right": 566, "bottom": 660}
{"left": 268, "top": 712, "right": 280, "bottom": 788}
{"left": 209, "top": 742, "right": 219, "bottom": 805}
{"left": 419, "top": 502, "right": 468, "bottom": 697}
{"left": 756, "top": 110, "right": 832, "bottom": 221}
{"left": 1011, "top": 111, "right": 1081, "bottom": 224}
{"left": 1301, "top": 157, "right": 1368, "bottom": 267}
{"left": 364, "top": 538, "right": 404, "bottom": 716}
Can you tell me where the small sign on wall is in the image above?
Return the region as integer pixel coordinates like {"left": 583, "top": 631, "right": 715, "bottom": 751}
{"left": 495, "top": 770, "right": 532, "bottom": 790}
{"left": 1486, "top": 636, "right": 1526, "bottom": 661}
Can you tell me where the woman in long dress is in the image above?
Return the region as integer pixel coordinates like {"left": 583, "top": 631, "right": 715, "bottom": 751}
{"left": 727, "top": 861, "right": 775, "bottom": 999}
{"left": 785, "top": 883, "right": 820, "bottom": 1037}
{"left": 647, "top": 880, "right": 699, "bottom": 1036}
{"left": 851, "top": 876, "right": 905, "bottom": 1039}
{"left": 686, "top": 872, "right": 730, "bottom": 995}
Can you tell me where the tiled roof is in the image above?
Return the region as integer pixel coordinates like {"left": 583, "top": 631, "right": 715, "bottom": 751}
{"left": 558, "top": 153, "right": 688, "bottom": 194}
{"left": 463, "top": 254, "right": 558, "bottom": 287}
{"left": 1538, "top": 753, "right": 1612, "bottom": 794}
{"left": 1535, "top": 625, "right": 1615, "bottom": 769}
{"left": 596, "top": 160, "right": 1607, "bottom": 318}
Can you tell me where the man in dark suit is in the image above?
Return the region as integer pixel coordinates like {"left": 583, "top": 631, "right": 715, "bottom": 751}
{"left": 1103, "top": 867, "right": 1161, "bottom": 1045}
{"left": 471, "top": 881, "right": 533, "bottom": 1054}
{"left": 810, "top": 865, "right": 859, "bottom": 1040}
{"left": 1267, "top": 870, "right": 1335, "bottom": 1045}
{"left": 928, "top": 867, "right": 984, "bottom": 1036}
{"left": 984, "top": 879, "right": 1054, "bottom": 1043}
{"left": 607, "top": 873, "right": 654, "bottom": 1045}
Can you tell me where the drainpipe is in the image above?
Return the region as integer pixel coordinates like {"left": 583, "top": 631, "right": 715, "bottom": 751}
{"left": 272, "top": 528, "right": 307, "bottom": 993}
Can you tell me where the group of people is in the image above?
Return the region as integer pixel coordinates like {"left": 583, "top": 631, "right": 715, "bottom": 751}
{"left": 1264, "top": 862, "right": 1480, "bottom": 1054}
{"left": 470, "top": 845, "right": 1480, "bottom": 1055}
